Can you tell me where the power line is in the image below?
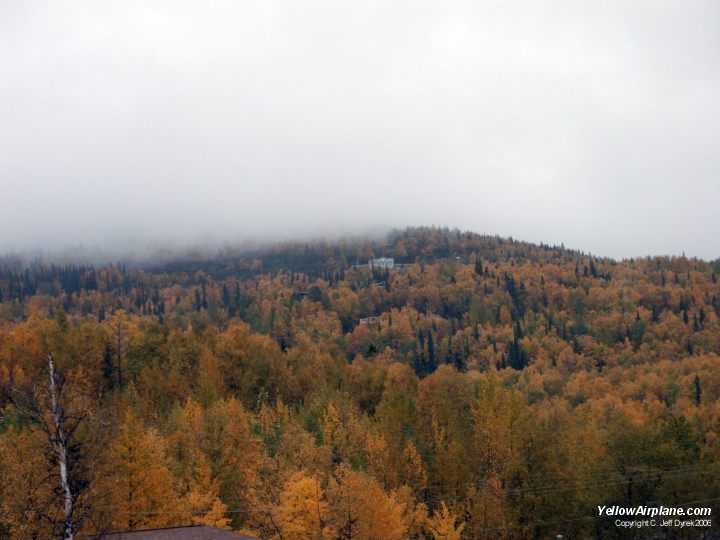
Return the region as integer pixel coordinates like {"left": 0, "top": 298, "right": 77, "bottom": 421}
{"left": 505, "top": 465, "right": 719, "bottom": 496}
{"left": 416, "top": 463, "right": 718, "bottom": 501}
{"left": 91, "top": 466, "right": 720, "bottom": 517}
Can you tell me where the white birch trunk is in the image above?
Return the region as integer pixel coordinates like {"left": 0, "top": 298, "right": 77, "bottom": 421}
{"left": 48, "top": 353, "right": 74, "bottom": 540}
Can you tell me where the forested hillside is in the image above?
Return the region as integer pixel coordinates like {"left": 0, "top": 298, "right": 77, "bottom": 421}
{"left": 1, "top": 227, "right": 720, "bottom": 539}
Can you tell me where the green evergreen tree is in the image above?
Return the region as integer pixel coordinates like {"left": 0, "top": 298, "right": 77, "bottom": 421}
{"left": 694, "top": 375, "right": 702, "bottom": 406}
{"left": 102, "top": 343, "right": 115, "bottom": 391}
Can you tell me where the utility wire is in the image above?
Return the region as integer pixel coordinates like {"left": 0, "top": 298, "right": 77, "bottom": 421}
{"left": 91, "top": 466, "right": 719, "bottom": 516}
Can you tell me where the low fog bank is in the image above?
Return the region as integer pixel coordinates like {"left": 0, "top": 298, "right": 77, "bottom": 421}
{"left": 0, "top": 225, "right": 394, "bottom": 268}
{"left": 2, "top": 225, "right": 718, "bottom": 272}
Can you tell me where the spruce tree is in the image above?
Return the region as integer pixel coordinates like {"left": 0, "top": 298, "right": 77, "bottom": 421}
{"left": 102, "top": 344, "right": 115, "bottom": 391}
{"left": 427, "top": 331, "right": 436, "bottom": 372}
{"left": 474, "top": 257, "right": 483, "bottom": 275}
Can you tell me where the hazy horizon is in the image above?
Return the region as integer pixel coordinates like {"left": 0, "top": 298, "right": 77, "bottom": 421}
{"left": 2, "top": 1, "right": 719, "bottom": 260}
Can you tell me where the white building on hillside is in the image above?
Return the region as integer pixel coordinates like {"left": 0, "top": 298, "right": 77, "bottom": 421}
{"left": 369, "top": 257, "right": 394, "bottom": 270}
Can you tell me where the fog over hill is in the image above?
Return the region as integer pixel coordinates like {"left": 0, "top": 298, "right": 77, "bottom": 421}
{"left": 1, "top": 1, "right": 719, "bottom": 259}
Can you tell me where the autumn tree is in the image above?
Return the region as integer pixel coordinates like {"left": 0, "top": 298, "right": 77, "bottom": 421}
{"left": 426, "top": 502, "right": 465, "bottom": 540}
{"left": 4, "top": 354, "right": 96, "bottom": 540}
{"left": 96, "top": 410, "right": 177, "bottom": 531}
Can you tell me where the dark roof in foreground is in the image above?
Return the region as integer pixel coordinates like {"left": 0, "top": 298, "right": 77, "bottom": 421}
{"left": 98, "top": 525, "right": 258, "bottom": 540}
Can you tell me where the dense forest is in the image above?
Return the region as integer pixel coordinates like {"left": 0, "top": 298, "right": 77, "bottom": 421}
{"left": 1, "top": 227, "right": 720, "bottom": 539}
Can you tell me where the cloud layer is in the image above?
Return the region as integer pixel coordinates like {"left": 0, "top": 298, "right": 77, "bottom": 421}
{"left": 1, "top": 1, "right": 719, "bottom": 259}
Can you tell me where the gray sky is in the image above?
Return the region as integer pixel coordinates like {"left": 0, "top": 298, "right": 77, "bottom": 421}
{"left": 1, "top": 1, "right": 719, "bottom": 260}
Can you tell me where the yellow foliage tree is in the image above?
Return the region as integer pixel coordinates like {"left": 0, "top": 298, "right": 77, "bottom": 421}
{"left": 401, "top": 440, "right": 428, "bottom": 496}
{"left": 0, "top": 428, "right": 55, "bottom": 539}
{"left": 100, "top": 410, "right": 177, "bottom": 531}
{"left": 327, "top": 466, "right": 407, "bottom": 540}
{"left": 426, "top": 502, "right": 465, "bottom": 540}
{"left": 273, "top": 471, "right": 332, "bottom": 540}
{"left": 205, "top": 398, "right": 263, "bottom": 528}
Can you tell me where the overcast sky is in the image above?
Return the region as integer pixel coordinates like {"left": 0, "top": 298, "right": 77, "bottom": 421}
{"left": 1, "top": 1, "right": 719, "bottom": 260}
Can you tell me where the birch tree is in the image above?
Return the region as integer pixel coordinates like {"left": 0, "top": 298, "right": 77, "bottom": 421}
{"left": 7, "top": 353, "right": 95, "bottom": 540}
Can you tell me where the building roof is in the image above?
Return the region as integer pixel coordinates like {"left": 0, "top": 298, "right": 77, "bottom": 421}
{"left": 97, "top": 525, "right": 258, "bottom": 540}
